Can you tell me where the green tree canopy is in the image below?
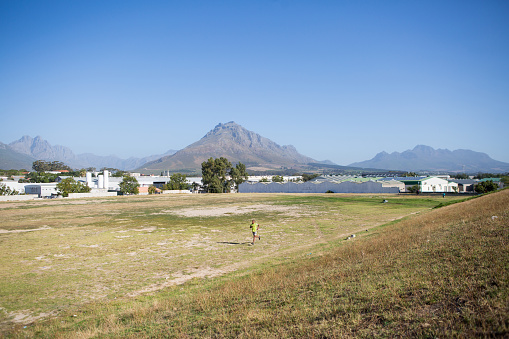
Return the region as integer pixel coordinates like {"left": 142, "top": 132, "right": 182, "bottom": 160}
{"left": 119, "top": 176, "right": 140, "bottom": 195}
{"left": 452, "top": 173, "right": 469, "bottom": 179}
{"left": 32, "top": 160, "right": 72, "bottom": 172}
{"left": 202, "top": 157, "right": 231, "bottom": 193}
{"left": 201, "top": 157, "right": 248, "bottom": 193}
{"left": 25, "top": 172, "right": 59, "bottom": 183}
{"left": 474, "top": 180, "right": 498, "bottom": 194}
{"left": 230, "top": 162, "right": 249, "bottom": 190}
{"left": 164, "top": 173, "right": 190, "bottom": 190}
{"left": 0, "top": 183, "right": 19, "bottom": 196}
{"left": 111, "top": 170, "right": 128, "bottom": 177}
{"left": 56, "top": 178, "right": 91, "bottom": 197}
{"left": 302, "top": 173, "right": 319, "bottom": 182}
{"left": 272, "top": 175, "right": 284, "bottom": 183}
{"left": 408, "top": 184, "right": 420, "bottom": 194}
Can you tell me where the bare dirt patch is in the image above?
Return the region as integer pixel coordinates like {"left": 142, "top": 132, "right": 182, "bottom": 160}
{"left": 0, "top": 226, "right": 51, "bottom": 234}
{"left": 163, "top": 204, "right": 305, "bottom": 217}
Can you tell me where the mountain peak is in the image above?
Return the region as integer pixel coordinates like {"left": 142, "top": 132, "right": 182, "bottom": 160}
{"left": 412, "top": 145, "right": 434, "bottom": 152}
{"left": 140, "top": 122, "right": 317, "bottom": 172}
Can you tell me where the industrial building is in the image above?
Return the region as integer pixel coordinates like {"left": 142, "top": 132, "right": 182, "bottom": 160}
{"left": 238, "top": 180, "right": 401, "bottom": 194}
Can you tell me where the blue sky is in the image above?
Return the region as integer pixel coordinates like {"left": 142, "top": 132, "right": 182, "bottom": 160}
{"left": 1, "top": 0, "right": 508, "bottom": 165}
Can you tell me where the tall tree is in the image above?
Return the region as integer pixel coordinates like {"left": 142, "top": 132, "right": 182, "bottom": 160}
{"left": 230, "top": 162, "right": 249, "bottom": 191}
{"left": 32, "top": 160, "right": 71, "bottom": 172}
{"left": 202, "top": 157, "right": 231, "bottom": 193}
{"left": 164, "top": 173, "right": 190, "bottom": 190}
{"left": 201, "top": 157, "right": 248, "bottom": 193}
{"left": 26, "top": 172, "right": 59, "bottom": 183}
{"left": 119, "top": 176, "right": 140, "bottom": 195}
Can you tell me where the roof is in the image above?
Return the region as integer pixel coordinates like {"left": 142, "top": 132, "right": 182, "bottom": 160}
{"left": 378, "top": 176, "right": 427, "bottom": 183}
{"left": 448, "top": 179, "right": 477, "bottom": 184}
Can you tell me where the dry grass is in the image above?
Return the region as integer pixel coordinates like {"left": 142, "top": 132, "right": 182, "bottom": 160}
{"left": 2, "top": 192, "right": 506, "bottom": 337}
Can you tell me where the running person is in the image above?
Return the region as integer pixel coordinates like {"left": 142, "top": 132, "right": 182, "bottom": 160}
{"left": 250, "top": 219, "right": 261, "bottom": 245}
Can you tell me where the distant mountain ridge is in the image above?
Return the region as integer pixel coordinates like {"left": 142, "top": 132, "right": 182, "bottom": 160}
{"left": 3, "top": 131, "right": 507, "bottom": 174}
{"left": 139, "top": 121, "right": 318, "bottom": 173}
{"left": 349, "top": 145, "right": 509, "bottom": 173}
{"left": 0, "top": 142, "right": 36, "bottom": 170}
{"left": 5, "top": 136, "right": 177, "bottom": 170}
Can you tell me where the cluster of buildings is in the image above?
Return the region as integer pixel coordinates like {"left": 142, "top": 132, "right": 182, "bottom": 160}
{"left": 0, "top": 172, "right": 503, "bottom": 201}
{"left": 0, "top": 171, "right": 202, "bottom": 200}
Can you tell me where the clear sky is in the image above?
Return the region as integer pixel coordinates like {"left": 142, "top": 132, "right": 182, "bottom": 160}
{"left": 1, "top": 0, "right": 508, "bottom": 165}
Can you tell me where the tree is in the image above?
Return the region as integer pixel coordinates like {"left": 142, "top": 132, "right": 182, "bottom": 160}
{"left": 201, "top": 157, "right": 248, "bottom": 193}
{"left": 25, "top": 172, "right": 59, "bottom": 183}
{"left": 119, "top": 175, "right": 139, "bottom": 195}
{"left": 32, "top": 160, "right": 49, "bottom": 172}
{"left": 452, "top": 173, "right": 469, "bottom": 179}
{"left": 56, "top": 178, "right": 91, "bottom": 197}
{"left": 474, "top": 180, "right": 498, "bottom": 194}
{"left": 112, "top": 170, "right": 127, "bottom": 177}
{"left": 302, "top": 173, "right": 319, "bottom": 182}
{"left": 32, "top": 160, "right": 72, "bottom": 172}
{"left": 230, "top": 162, "right": 249, "bottom": 191}
{"left": 148, "top": 185, "right": 158, "bottom": 194}
{"left": 408, "top": 184, "right": 420, "bottom": 194}
{"left": 259, "top": 177, "right": 270, "bottom": 183}
{"left": 164, "top": 173, "right": 190, "bottom": 190}
{"left": 0, "top": 183, "right": 19, "bottom": 196}
{"left": 272, "top": 175, "right": 284, "bottom": 183}
{"left": 202, "top": 157, "right": 231, "bottom": 193}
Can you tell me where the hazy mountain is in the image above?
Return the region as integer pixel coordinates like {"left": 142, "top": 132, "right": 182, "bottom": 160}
{"left": 349, "top": 145, "right": 509, "bottom": 173}
{"left": 0, "top": 142, "right": 36, "bottom": 170}
{"left": 5, "top": 135, "right": 177, "bottom": 170}
{"left": 139, "top": 121, "right": 318, "bottom": 173}
{"left": 9, "top": 136, "right": 75, "bottom": 163}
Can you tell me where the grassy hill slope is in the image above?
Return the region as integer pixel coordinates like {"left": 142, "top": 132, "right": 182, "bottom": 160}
{"left": 3, "top": 191, "right": 508, "bottom": 337}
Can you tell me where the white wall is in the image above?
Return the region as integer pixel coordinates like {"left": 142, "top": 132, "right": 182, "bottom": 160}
{"left": 239, "top": 181, "right": 400, "bottom": 194}
{"left": 421, "top": 177, "right": 458, "bottom": 193}
{"left": 67, "top": 191, "right": 117, "bottom": 198}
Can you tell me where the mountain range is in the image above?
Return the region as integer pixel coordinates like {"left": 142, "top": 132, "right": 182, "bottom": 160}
{"left": 1, "top": 122, "right": 508, "bottom": 174}
{"left": 349, "top": 145, "right": 509, "bottom": 173}
{"left": 4, "top": 136, "right": 177, "bottom": 171}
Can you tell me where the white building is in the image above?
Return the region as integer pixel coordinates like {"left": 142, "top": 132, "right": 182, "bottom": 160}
{"left": 24, "top": 183, "right": 59, "bottom": 197}
{"left": 378, "top": 177, "right": 458, "bottom": 193}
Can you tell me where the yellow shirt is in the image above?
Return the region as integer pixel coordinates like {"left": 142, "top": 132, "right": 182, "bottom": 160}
{"left": 250, "top": 223, "right": 258, "bottom": 232}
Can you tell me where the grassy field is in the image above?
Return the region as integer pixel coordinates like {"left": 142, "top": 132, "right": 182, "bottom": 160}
{"left": 0, "top": 192, "right": 507, "bottom": 337}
